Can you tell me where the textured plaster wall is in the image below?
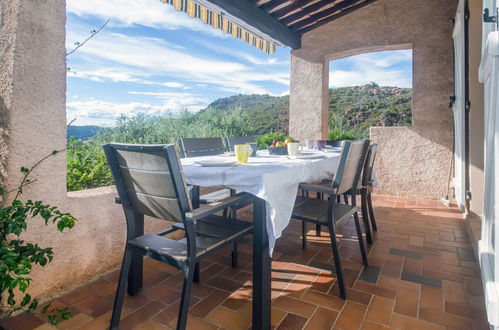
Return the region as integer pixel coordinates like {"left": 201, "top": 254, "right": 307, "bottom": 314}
{"left": 0, "top": 0, "right": 14, "bottom": 200}
{"left": 1, "top": 0, "right": 169, "bottom": 303}
{"left": 289, "top": 55, "right": 329, "bottom": 140}
{"left": 290, "top": 0, "right": 457, "bottom": 199}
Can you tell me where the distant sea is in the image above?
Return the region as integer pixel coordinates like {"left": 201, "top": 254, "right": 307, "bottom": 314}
{"left": 67, "top": 125, "right": 103, "bottom": 140}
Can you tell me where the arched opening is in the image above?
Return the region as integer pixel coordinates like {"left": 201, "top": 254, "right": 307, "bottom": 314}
{"left": 328, "top": 49, "right": 413, "bottom": 140}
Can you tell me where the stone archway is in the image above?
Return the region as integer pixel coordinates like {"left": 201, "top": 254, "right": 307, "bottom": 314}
{"left": 289, "top": 0, "right": 457, "bottom": 199}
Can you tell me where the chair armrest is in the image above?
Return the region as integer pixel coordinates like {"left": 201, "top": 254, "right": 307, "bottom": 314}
{"left": 185, "top": 192, "right": 252, "bottom": 221}
{"left": 298, "top": 182, "right": 337, "bottom": 195}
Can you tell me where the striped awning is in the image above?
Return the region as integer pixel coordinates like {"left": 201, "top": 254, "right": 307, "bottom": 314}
{"left": 160, "top": 0, "right": 277, "bottom": 54}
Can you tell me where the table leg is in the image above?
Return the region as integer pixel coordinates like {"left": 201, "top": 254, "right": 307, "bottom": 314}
{"left": 252, "top": 197, "right": 271, "bottom": 330}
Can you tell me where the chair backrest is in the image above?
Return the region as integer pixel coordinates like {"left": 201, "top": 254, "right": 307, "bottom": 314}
{"left": 103, "top": 143, "right": 191, "bottom": 222}
{"left": 362, "top": 144, "right": 378, "bottom": 186}
{"left": 333, "top": 140, "right": 370, "bottom": 195}
{"left": 178, "top": 137, "right": 225, "bottom": 158}
{"left": 225, "top": 136, "right": 256, "bottom": 151}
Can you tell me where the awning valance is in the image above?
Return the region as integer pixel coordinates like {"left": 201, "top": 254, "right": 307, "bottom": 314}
{"left": 160, "top": 0, "right": 277, "bottom": 54}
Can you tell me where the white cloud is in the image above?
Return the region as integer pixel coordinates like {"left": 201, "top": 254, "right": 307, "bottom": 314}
{"left": 67, "top": 27, "right": 288, "bottom": 94}
{"left": 66, "top": 0, "right": 225, "bottom": 37}
{"left": 162, "top": 82, "right": 185, "bottom": 88}
{"left": 329, "top": 50, "right": 412, "bottom": 88}
{"left": 127, "top": 91, "right": 209, "bottom": 108}
{"left": 67, "top": 93, "right": 210, "bottom": 126}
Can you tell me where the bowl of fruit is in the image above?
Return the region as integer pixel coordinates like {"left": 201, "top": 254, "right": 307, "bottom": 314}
{"left": 268, "top": 138, "right": 294, "bottom": 155}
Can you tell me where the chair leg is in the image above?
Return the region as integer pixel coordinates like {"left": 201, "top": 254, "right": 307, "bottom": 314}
{"left": 110, "top": 247, "right": 133, "bottom": 330}
{"left": 231, "top": 242, "right": 238, "bottom": 268}
{"left": 353, "top": 212, "right": 369, "bottom": 266}
{"left": 177, "top": 264, "right": 195, "bottom": 330}
{"left": 315, "top": 194, "right": 322, "bottom": 236}
{"left": 302, "top": 221, "right": 307, "bottom": 250}
{"left": 344, "top": 194, "right": 349, "bottom": 205}
{"left": 367, "top": 192, "right": 377, "bottom": 231}
{"left": 360, "top": 190, "right": 373, "bottom": 244}
{"left": 328, "top": 224, "right": 346, "bottom": 299}
{"left": 193, "top": 262, "right": 200, "bottom": 283}
{"left": 336, "top": 195, "right": 341, "bottom": 203}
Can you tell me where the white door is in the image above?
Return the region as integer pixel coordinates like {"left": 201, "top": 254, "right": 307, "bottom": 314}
{"left": 453, "top": 0, "right": 466, "bottom": 212}
{"left": 479, "top": 0, "right": 499, "bottom": 327}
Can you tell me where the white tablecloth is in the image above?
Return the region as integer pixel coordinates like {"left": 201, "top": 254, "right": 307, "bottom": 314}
{"left": 181, "top": 151, "right": 341, "bottom": 254}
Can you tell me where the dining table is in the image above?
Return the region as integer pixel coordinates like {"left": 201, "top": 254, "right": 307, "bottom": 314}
{"left": 180, "top": 149, "right": 342, "bottom": 329}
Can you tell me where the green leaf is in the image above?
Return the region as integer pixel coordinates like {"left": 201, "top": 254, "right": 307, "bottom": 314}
{"left": 20, "top": 293, "right": 31, "bottom": 307}
{"left": 20, "top": 167, "right": 29, "bottom": 173}
{"left": 41, "top": 303, "right": 51, "bottom": 314}
{"left": 48, "top": 314, "right": 58, "bottom": 325}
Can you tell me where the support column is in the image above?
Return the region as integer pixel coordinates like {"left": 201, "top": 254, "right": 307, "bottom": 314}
{"left": 289, "top": 52, "right": 329, "bottom": 141}
{"left": 1, "top": 0, "right": 67, "bottom": 202}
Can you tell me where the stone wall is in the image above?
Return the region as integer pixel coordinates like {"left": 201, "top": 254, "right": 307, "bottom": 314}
{"left": 289, "top": 0, "right": 457, "bottom": 199}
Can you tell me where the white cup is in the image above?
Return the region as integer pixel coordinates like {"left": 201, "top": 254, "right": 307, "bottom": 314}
{"left": 287, "top": 142, "right": 302, "bottom": 156}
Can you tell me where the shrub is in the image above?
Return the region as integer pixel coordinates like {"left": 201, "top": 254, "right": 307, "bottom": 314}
{"left": 328, "top": 129, "right": 357, "bottom": 141}
{"left": 255, "top": 132, "right": 292, "bottom": 149}
{"left": 66, "top": 138, "right": 113, "bottom": 191}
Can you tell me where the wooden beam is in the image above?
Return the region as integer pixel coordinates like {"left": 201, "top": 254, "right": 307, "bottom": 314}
{"left": 297, "top": 0, "right": 378, "bottom": 33}
{"left": 289, "top": 0, "right": 359, "bottom": 30}
{"left": 281, "top": 0, "right": 340, "bottom": 25}
{"left": 261, "top": 0, "right": 292, "bottom": 12}
{"left": 271, "top": 0, "right": 317, "bottom": 19}
{"left": 198, "top": 0, "right": 301, "bottom": 48}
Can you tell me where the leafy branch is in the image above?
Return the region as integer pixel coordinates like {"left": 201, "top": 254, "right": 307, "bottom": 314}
{"left": 66, "top": 19, "right": 109, "bottom": 57}
{"left": 0, "top": 151, "right": 77, "bottom": 324}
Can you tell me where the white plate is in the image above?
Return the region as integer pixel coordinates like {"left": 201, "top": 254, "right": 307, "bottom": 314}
{"left": 194, "top": 160, "right": 237, "bottom": 167}
{"left": 325, "top": 146, "right": 342, "bottom": 151}
{"left": 291, "top": 153, "right": 326, "bottom": 160}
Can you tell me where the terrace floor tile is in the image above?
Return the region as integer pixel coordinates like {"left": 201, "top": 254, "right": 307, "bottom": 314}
{"left": 2, "top": 195, "right": 489, "bottom": 330}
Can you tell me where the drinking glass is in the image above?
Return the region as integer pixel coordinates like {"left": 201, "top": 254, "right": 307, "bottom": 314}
{"left": 235, "top": 144, "right": 251, "bottom": 163}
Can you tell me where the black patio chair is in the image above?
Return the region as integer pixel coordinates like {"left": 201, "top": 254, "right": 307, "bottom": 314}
{"left": 292, "top": 140, "right": 370, "bottom": 299}
{"left": 225, "top": 136, "right": 256, "bottom": 151}
{"left": 177, "top": 137, "right": 242, "bottom": 276}
{"left": 351, "top": 144, "right": 378, "bottom": 243}
{"left": 178, "top": 137, "right": 231, "bottom": 205}
{"left": 310, "top": 144, "right": 378, "bottom": 244}
{"left": 178, "top": 137, "right": 225, "bottom": 158}
{"left": 104, "top": 143, "right": 253, "bottom": 330}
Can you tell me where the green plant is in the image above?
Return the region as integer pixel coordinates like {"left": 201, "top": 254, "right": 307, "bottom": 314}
{"left": 328, "top": 128, "right": 357, "bottom": 141}
{"left": 0, "top": 151, "right": 77, "bottom": 324}
{"left": 67, "top": 137, "right": 113, "bottom": 191}
{"left": 256, "top": 132, "right": 292, "bottom": 149}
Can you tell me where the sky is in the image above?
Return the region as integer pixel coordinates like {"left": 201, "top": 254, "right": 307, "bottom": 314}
{"left": 65, "top": 0, "right": 413, "bottom": 126}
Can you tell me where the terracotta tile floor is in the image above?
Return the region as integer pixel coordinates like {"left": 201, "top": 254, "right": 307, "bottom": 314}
{"left": 1, "top": 196, "right": 489, "bottom": 330}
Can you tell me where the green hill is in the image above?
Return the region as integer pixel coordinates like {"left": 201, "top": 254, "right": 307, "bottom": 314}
{"left": 205, "top": 83, "right": 412, "bottom": 138}
{"left": 201, "top": 94, "right": 289, "bottom": 135}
